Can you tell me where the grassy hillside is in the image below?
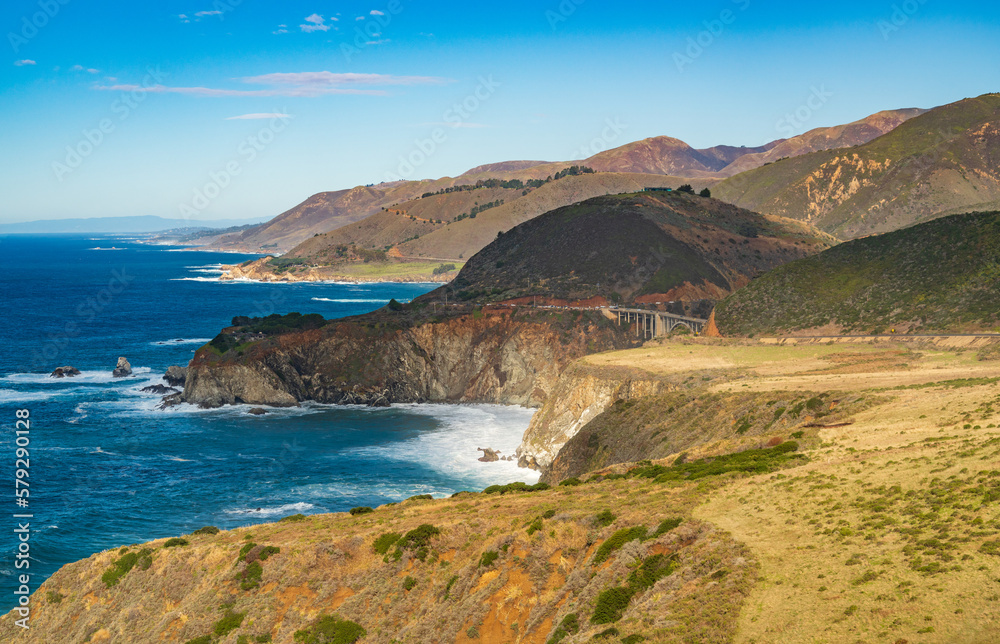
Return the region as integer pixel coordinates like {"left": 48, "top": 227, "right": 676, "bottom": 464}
{"left": 435, "top": 191, "right": 833, "bottom": 306}
{"left": 715, "top": 93, "right": 1000, "bottom": 239}
{"left": 12, "top": 338, "right": 1000, "bottom": 642}
{"left": 714, "top": 210, "right": 1000, "bottom": 336}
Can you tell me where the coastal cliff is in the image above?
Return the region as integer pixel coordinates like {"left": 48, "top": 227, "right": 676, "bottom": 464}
{"left": 515, "top": 365, "right": 674, "bottom": 471}
{"left": 219, "top": 256, "right": 458, "bottom": 284}
{"left": 181, "top": 308, "right": 640, "bottom": 409}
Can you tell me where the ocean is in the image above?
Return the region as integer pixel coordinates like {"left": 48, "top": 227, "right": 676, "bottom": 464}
{"left": 0, "top": 235, "right": 537, "bottom": 611}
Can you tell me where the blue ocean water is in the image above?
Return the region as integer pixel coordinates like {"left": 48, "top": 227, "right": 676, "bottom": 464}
{"left": 0, "top": 235, "right": 537, "bottom": 611}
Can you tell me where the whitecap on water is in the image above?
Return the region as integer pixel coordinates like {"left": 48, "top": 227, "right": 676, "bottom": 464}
{"left": 149, "top": 338, "right": 211, "bottom": 346}
{"left": 223, "top": 502, "right": 316, "bottom": 518}
{"left": 344, "top": 403, "right": 539, "bottom": 489}
{"left": 310, "top": 297, "right": 403, "bottom": 303}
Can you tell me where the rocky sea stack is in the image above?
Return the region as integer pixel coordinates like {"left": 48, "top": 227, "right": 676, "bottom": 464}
{"left": 112, "top": 357, "right": 132, "bottom": 378}
{"left": 50, "top": 366, "right": 80, "bottom": 378}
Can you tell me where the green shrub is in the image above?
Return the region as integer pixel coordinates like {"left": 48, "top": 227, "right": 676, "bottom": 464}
{"left": 101, "top": 548, "right": 153, "bottom": 587}
{"left": 192, "top": 526, "right": 220, "bottom": 536}
{"left": 466, "top": 626, "right": 480, "bottom": 639}
{"left": 479, "top": 551, "right": 499, "bottom": 567}
{"left": 591, "top": 586, "right": 635, "bottom": 624}
{"left": 621, "top": 635, "right": 647, "bottom": 644}
{"left": 595, "top": 510, "right": 617, "bottom": 527}
{"left": 981, "top": 540, "right": 1000, "bottom": 556}
{"left": 652, "top": 518, "right": 683, "bottom": 537}
{"left": 407, "top": 494, "right": 434, "bottom": 501}
{"left": 46, "top": 591, "right": 65, "bottom": 604}
{"left": 214, "top": 611, "right": 246, "bottom": 637}
{"left": 403, "top": 576, "right": 417, "bottom": 591}
{"left": 184, "top": 637, "right": 212, "bottom": 644}
{"left": 546, "top": 612, "right": 580, "bottom": 644}
{"left": 483, "top": 481, "right": 551, "bottom": 495}
{"left": 239, "top": 562, "right": 263, "bottom": 590}
{"left": 349, "top": 507, "right": 374, "bottom": 516}
{"left": 293, "top": 614, "right": 366, "bottom": 644}
{"left": 163, "top": 538, "right": 188, "bottom": 548}
{"left": 280, "top": 513, "right": 307, "bottom": 523}
{"left": 543, "top": 509, "right": 557, "bottom": 519}
{"left": 256, "top": 635, "right": 273, "bottom": 643}
{"left": 444, "top": 574, "right": 459, "bottom": 600}
{"left": 593, "top": 526, "right": 647, "bottom": 565}
{"left": 627, "top": 554, "right": 677, "bottom": 591}
{"left": 257, "top": 546, "right": 280, "bottom": 561}
{"left": 238, "top": 542, "right": 257, "bottom": 562}
{"left": 527, "top": 518, "right": 544, "bottom": 535}
{"left": 373, "top": 532, "right": 401, "bottom": 555}
{"left": 559, "top": 477, "right": 582, "bottom": 487}
{"left": 592, "top": 627, "right": 619, "bottom": 639}
{"left": 392, "top": 524, "right": 441, "bottom": 561}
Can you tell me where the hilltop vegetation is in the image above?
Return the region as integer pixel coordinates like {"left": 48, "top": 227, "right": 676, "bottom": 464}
{"left": 714, "top": 210, "right": 1000, "bottom": 336}
{"left": 434, "top": 190, "right": 832, "bottom": 307}
{"left": 715, "top": 93, "right": 1000, "bottom": 239}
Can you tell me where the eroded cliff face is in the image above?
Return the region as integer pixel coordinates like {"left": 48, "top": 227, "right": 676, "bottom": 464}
{"left": 515, "top": 365, "right": 675, "bottom": 471}
{"left": 181, "top": 309, "right": 639, "bottom": 410}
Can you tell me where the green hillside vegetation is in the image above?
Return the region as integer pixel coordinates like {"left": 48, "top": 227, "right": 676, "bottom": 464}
{"left": 436, "top": 191, "right": 832, "bottom": 306}
{"left": 714, "top": 210, "right": 1000, "bottom": 336}
{"left": 715, "top": 93, "right": 1000, "bottom": 239}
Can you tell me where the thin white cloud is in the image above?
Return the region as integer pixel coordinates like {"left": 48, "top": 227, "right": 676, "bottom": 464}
{"left": 70, "top": 64, "right": 100, "bottom": 74}
{"left": 94, "top": 72, "right": 450, "bottom": 99}
{"left": 420, "top": 122, "right": 489, "bottom": 129}
{"left": 95, "top": 83, "right": 386, "bottom": 97}
{"left": 273, "top": 28, "right": 288, "bottom": 34}
{"left": 226, "top": 113, "right": 292, "bottom": 120}
{"left": 365, "top": 39, "right": 390, "bottom": 46}
{"left": 301, "top": 13, "right": 335, "bottom": 32}
{"left": 243, "top": 71, "right": 448, "bottom": 87}
{"left": 195, "top": 10, "right": 222, "bottom": 17}
{"left": 13, "top": 59, "right": 36, "bottom": 66}
{"left": 356, "top": 16, "right": 365, "bottom": 20}
{"left": 371, "top": 10, "right": 385, "bottom": 15}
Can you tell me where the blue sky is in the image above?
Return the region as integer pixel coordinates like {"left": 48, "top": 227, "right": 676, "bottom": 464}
{"left": 1, "top": 0, "right": 998, "bottom": 223}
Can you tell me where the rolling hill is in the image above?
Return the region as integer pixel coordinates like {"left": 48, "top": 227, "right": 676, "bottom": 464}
{"left": 713, "top": 209, "right": 1000, "bottom": 336}
{"left": 428, "top": 190, "right": 833, "bottom": 309}
{"left": 714, "top": 93, "right": 1000, "bottom": 239}
{"left": 199, "top": 104, "right": 924, "bottom": 255}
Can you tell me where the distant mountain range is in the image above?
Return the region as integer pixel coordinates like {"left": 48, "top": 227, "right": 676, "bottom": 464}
{"left": 202, "top": 103, "right": 931, "bottom": 255}
{"left": 0, "top": 215, "right": 268, "bottom": 235}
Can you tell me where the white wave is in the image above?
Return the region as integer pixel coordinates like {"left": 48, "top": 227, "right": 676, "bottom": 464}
{"left": 186, "top": 264, "right": 224, "bottom": 269}
{"left": 87, "top": 247, "right": 125, "bottom": 251}
{"left": 0, "top": 389, "right": 84, "bottom": 403}
{"left": 1, "top": 368, "right": 152, "bottom": 385}
{"left": 164, "top": 455, "right": 194, "bottom": 462}
{"left": 346, "top": 404, "right": 539, "bottom": 489}
{"left": 170, "top": 276, "right": 222, "bottom": 282}
{"left": 150, "top": 338, "right": 211, "bottom": 346}
{"left": 91, "top": 447, "right": 117, "bottom": 456}
{"left": 190, "top": 268, "right": 225, "bottom": 274}
{"left": 223, "top": 502, "right": 315, "bottom": 518}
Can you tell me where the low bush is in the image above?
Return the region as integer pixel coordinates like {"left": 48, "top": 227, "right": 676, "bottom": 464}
{"left": 483, "top": 481, "right": 551, "bottom": 495}
{"left": 593, "top": 526, "right": 647, "bottom": 565}
{"left": 164, "top": 538, "right": 188, "bottom": 548}
{"left": 101, "top": 548, "right": 153, "bottom": 588}
{"left": 280, "top": 513, "right": 307, "bottom": 523}
{"left": 546, "top": 612, "right": 580, "bottom": 644}
{"left": 479, "top": 551, "right": 499, "bottom": 567}
{"left": 184, "top": 637, "right": 212, "bottom": 644}
{"left": 348, "top": 506, "right": 374, "bottom": 516}
{"left": 373, "top": 532, "right": 401, "bottom": 555}
{"left": 238, "top": 562, "right": 263, "bottom": 590}
{"left": 214, "top": 610, "right": 246, "bottom": 637}
{"left": 591, "top": 586, "right": 635, "bottom": 624}
{"left": 192, "top": 526, "right": 220, "bottom": 536}
{"left": 293, "top": 614, "right": 366, "bottom": 644}
{"left": 595, "top": 510, "right": 617, "bottom": 528}
{"left": 652, "top": 518, "right": 683, "bottom": 537}
{"left": 403, "top": 576, "right": 417, "bottom": 591}
{"left": 559, "top": 477, "right": 581, "bottom": 487}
